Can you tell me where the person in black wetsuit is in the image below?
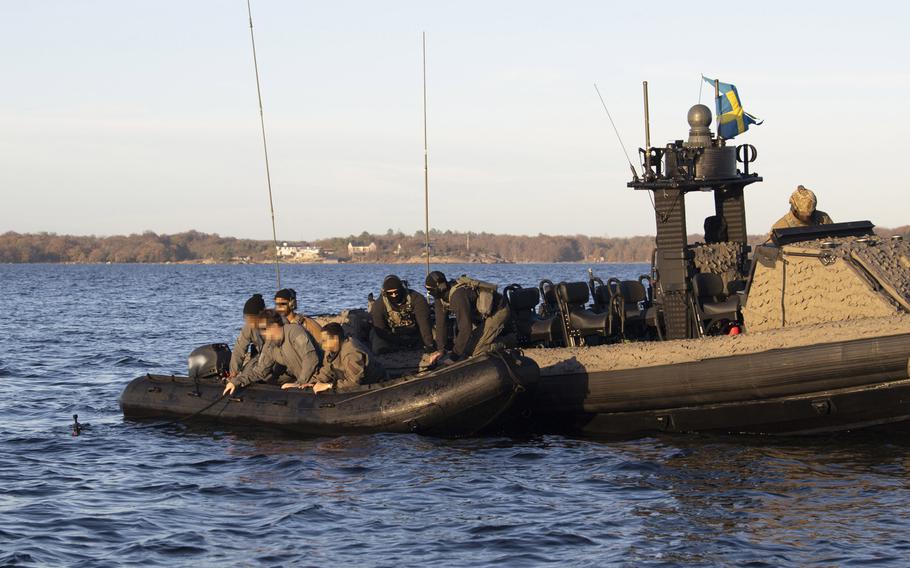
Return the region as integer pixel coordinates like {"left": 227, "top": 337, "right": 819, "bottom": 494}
{"left": 369, "top": 275, "right": 435, "bottom": 354}
{"left": 424, "top": 270, "right": 511, "bottom": 365}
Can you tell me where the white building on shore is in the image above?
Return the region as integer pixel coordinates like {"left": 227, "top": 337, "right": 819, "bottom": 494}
{"left": 276, "top": 242, "right": 322, "bottom": 261}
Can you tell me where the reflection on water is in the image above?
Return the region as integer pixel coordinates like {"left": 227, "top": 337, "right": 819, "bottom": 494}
{"left": 2, "top": 264, "right": 910, "bottom": 566}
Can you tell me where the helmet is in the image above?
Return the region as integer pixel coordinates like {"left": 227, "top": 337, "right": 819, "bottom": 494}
{"left": 789, "top": 185, "right": 817, "bottom": 217}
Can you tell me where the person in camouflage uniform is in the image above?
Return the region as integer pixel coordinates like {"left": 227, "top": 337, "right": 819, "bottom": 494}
{"left": 772, "top": 185, "right": 833, "bottom": 230}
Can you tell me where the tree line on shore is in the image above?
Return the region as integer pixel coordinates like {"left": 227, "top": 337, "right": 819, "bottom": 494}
{"left": 2, "top": 226, "right": 908, "bottom": 264}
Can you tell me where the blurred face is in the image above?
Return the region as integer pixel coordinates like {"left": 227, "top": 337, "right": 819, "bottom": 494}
{"left": 320, "top": 331, "right": 342, "bottom": 355}
{"left": 243, "top": 314, "right": 260, "bottom": 327}
{"left": 274, "top": 298, "right": 290, "bottom": 316}
{"left": 262, "top": 322, "right": 284, "bottom": 343}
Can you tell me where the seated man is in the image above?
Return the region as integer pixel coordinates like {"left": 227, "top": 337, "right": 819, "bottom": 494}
{"left": 274, "top": 288, "right": 322, "bottom": 339}
{"left": 284, "top": 323, "right": 386, "bottom": 393}
{"left": 425, "top": 270, "right": 511, "bottom": 365}
{"left": 228, "top": 293, "right": 266, "bottom": 378}
{"left": 772, "top": 185, "right": 833, "bottom": 230}
{"left": 223, "top": 309, "right": 320, "bottom": 395}
{"left": 369, "top": 274, "right": 435, "bottom": 354}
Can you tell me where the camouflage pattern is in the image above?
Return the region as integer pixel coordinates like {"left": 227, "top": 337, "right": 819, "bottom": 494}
{"left": 789, "top": 185, "right": 818, "bottom": 216}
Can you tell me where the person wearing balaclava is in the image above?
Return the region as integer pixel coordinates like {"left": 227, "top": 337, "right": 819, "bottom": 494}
{"left": 772, "top": 185, "right": 833, "bottom": 231}
{"left": 369, "top": 274, "right": 434, "bottom": 354}
{"left": 228, "top": 293, "right": 266, "bottom": 377}
{"left": 425, "top": 270, "right": 511, "bottom": 365}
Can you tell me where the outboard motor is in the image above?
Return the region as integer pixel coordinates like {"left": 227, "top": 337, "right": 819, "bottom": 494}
{"left": 187, "top": 344, "right": 231, "bottom": 379}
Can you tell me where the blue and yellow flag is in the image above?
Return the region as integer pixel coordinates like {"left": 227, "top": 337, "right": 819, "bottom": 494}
{"left": 702, "top": 76, "right": 762, "bottom": 139}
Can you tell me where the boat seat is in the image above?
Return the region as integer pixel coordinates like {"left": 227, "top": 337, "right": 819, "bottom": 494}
{"left": 692, "top": 272, "right": 740, "bottom": 334}
{"left": 506, "top": 285, "right": 557, "bottom": 346}
{"left": 556, "top": 281, "right": 611, "bottom": 346}
{"left": 619, "top": 280, "right": 648, "bottom": 321}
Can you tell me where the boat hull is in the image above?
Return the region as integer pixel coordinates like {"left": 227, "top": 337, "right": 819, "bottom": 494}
{"left": 120, "top": 352, "right": 539, "bottom": 437}
{"left": 529, "top": 333, "right": 910, "bottom": 435}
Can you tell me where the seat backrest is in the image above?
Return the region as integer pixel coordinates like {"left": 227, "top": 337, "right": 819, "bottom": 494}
{"left": 557, "top": 281, "right": 591, "bottom": 306}
{"left": 619, "top": 281, "right": 647, "bottom": 304}
{"left": 507, "top": 286, "right": 540, "bottom": 311}
{"left": 693, "top": 272, "right": 725, "bottom": 300}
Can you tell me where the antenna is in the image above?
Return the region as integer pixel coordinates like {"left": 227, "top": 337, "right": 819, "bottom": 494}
{"left": 246, "top": 0, "right": 281, "bottom": 289}
{"left": 421, "top": 31, "right": 431, "bottom": 276}
{"left": 594, "top": 83, "right": 638, "bottom": 180}
{"left": 642, "top": 80, "right": 652, "bottom": 177}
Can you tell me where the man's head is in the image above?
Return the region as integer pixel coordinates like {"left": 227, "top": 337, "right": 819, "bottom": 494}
{"left": 789, "top": 185, "right": 818, "bottom": 223}
{"left": 274, "top": 288, "right": 297, "bottom": 316}
{"left": 258, "top": 309, "right": 285, "bottom": 343}
{"left": 382, "top": 275, "right": 406, "bottom": 305}
{"left": 425, "top": 271, "right": 449, "bottom": 299}
{"left": 243, "top": 293, "right": 265, "bottom": 326}
{"left": 320, "top": 322, "right": 345, "bottom": 355}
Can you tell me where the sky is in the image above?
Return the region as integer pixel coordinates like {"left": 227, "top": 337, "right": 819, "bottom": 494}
{"left": 2, "top": 1, "right": 909, "bottom": 241}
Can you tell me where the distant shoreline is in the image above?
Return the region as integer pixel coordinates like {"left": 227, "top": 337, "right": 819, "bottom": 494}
{"left": 3, "top": 227, "right": 907, "bottom": 264}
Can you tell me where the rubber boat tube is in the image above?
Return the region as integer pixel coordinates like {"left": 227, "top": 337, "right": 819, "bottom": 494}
{"left": 120, "top": 351, "right": 539, "bottom": 437}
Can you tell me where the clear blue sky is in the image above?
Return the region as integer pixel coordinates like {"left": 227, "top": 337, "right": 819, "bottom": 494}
{"left": 2, "top": 1, "right": 908, "bottom": 240}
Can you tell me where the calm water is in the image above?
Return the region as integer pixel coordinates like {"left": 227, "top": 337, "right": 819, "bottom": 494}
{"left": 3, "top": 263, "right": 910, "bottom": 567}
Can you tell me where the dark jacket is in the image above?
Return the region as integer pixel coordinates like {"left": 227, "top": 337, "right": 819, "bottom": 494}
{"left": 311, "top": 337, "right": 386, "bottom": 392}
{"left": 229, "top": 322, "right": 264, "bottom": 374}
{"left": 231, "top": 324, "right": 320, "bottom": 387}
{"left": 433, "top": 285, "right": 484, "bottom": 358}
{"left": 370, "top": 289, "right": 434, "bottom": 350}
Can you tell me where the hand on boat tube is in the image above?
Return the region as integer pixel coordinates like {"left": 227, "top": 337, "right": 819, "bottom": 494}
{"left": 426, "top": 350, "right": 445, "bottom": 366}
{"left": 312, "top": 382, "right": 333, "bottom": 394}
{"left": 222, "top": 382, "right": 236, "bottom": 396}
{"left": 281, "top": 382, "right": 314, "bottom": 390}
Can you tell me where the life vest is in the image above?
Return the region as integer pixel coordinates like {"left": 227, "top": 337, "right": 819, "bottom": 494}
{"left": 382, "top": 291, "right": 417, "bottom": 329}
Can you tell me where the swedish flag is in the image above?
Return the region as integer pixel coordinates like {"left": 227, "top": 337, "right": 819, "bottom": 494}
{"left": 702, "top": 76, "right": 762, "bottom": 139}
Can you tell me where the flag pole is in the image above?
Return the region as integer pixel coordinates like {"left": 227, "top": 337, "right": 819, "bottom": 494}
{"left": 714, "top": 79, "right": 722, "bottom": 143}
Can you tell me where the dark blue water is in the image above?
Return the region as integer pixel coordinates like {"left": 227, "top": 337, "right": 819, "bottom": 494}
{"left": 3, "top": 263, "right": 910, "bottom": 567}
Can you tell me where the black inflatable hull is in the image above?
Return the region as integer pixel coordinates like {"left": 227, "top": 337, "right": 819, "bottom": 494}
{"left": 530, "top": 333, "right": 910, "bottom": 436}
{"left": 120, "top": 352, "right": 539, "bottom": 437}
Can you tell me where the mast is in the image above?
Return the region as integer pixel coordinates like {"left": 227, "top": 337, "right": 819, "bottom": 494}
{"left": 421, "top": 31, "right": 431, "bottom": 276}
{"left": 246, "top": 0, "right": 281, "bottom": 289}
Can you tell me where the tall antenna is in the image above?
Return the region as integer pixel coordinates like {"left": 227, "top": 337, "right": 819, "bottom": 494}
{"left": 594, "top": 82, "right": 638, "bottom": 180}
{"left": 421, "top": 31, "right": 431, "bottom": 276}
{"left": 246, "top": 0, "right": 281, "bottom": 289}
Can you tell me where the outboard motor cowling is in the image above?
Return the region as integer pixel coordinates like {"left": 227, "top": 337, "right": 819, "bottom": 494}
{"left": 188, "top": 343, "right": 231, "bottom": 379}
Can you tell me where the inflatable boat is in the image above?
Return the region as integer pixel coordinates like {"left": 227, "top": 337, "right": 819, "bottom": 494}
{"left": 120, "top": 351, "right": 538, "bottom": 437}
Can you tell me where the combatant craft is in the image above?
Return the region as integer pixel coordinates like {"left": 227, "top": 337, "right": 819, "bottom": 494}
{"left": 121, "top": 85, "right": 910, "bottom": 438}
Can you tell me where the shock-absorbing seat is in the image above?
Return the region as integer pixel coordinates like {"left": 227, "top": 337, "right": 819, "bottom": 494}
{"left": 505, "top": 285, "right": 558, "bottom": 346}
{"left": 555, "top": 281, "right": 611, "bottom": 346}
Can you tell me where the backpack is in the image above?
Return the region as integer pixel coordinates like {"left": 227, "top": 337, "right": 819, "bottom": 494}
{"left": 452, "top": 275, "right": 498, "bottom": 317}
